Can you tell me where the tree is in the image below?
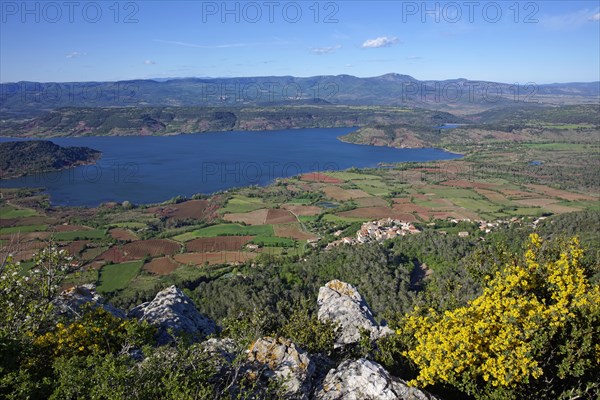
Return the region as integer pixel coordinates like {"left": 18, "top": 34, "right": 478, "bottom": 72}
{"left": 0, "top": 246, "right": 72, "bottom": 336}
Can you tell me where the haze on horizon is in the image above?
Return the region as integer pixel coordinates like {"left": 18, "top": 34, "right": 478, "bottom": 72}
{"left": 1, "top": 1, "right": 599, "bottom": 84}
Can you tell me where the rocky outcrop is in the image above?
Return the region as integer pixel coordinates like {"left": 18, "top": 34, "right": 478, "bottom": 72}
{"left": 128, "top": 285, "right": 217, "bottom": 344}
{"left": 201, "top": 338, "right": 238, "bottom": 365}
{"left": 315, "top": 358, "right": 436, "bottom": 400}
{"left": 54, "top": 284, "right": 126, "bottom": 319}
{"left": 247, "top": 336, "right": 315, "bottom": 399}
{"left": 317, "top": 280, "right": 392, "bottom": 347}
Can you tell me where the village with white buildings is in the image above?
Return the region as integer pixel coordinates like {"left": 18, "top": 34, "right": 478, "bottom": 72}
{"left": 324, "top": 216, "right": 550, "bottom": 251}
{"left": 325, "top": 218, "right": 421, "bottom": 250}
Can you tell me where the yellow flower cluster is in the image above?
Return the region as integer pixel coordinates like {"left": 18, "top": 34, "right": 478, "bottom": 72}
{"left": 34, "top": 307, "right": 135, "bottom": 358}
{"left": 401, "top": 234, "right": 600, "bottom": 388}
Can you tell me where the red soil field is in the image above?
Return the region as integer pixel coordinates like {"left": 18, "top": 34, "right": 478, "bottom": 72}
{"left": 411, "top": 194, "right": 430, "bottom": 201}
{"left": 354, "top": 197, "right": 389, "bottom": 207}
{"left": 392, "top": 203, "right": 430, "bottom": 214}
{"left": 0, "top": 216, "right": 53, "bottom": 228}
{"left": 412, "top": 167, "right": 442, "bottom": 173}
{"left": 0, "top": 232, "right": 51, "bottom": 242}
{"left": 525, "top": 184, "right": 597, "bottom": 201}
{"left": 59, "top": 240, "right": 91, "bottom": 257}
{"left": 337, "top": 207, "right": 418, "bottom": 222}
{"left": 474, "top": 188, "right": 509, "bottom": 203}
{"left": 143, "top": 256, "right": 180, "bottom": 275}
{"left": 265, "top": 209, "right": 297, "bottom": 224}
{"left": 186, "top": 236, "right": 254, "bottom": 252}
{"left": 149, "top": 199, "right": 218, "bottom": 220}
{"left": 223, "top": 209, "right": 269, "bottom": 225}
{"left": 174, "top": 251, "right": 257, "bottom": 266}
{"left": 225, "top": 208, "right": 297, "bottom": 225}
{"left": 425, "top": 211, "right": 464, "bottom": 220}
{"left": 300, "top": 172, "right": 343, "bottom": 183}
{"left": 109, "top": 228, "right": 138, "bottom": 242}
{"left": 81, "top": 246, "right": 107, "bottom": 261}
{"left": 392, "top": 197, "right": 412, "bottom": 204}
{"left": 0, "top": 240, "right": 47, "bottom": 262}
{"left": 122, "top": 239, "right": 181, "bottom": 259}
{"left": 514, "top": 198, "right": 559, "bottom": 207}
{"left": 54, "top": 224, "right": 93, "bottom": 232}
{"left": 322, "top": 186, "right": 358, "bottom": 202}
{"left": 440, "top": 180, "right": 497, "bottom": 189}
{"left": 95, "top": 247, "right": 132, "bottom": 264}
{"left": 501, "top": 189, "right": 538, "bottom": 199}
{"left": 281, "top": 204, "right": 322, "bottom": 216}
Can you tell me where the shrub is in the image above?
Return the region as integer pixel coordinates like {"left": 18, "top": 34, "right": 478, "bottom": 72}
{"left": 401, "top": 234, "right": 600, "bottom": 399}
{"left": 33, "top": 306, "right": 155, "bottom": 359}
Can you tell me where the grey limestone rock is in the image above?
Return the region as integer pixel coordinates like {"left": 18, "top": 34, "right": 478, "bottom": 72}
{"left": 315, "top": 358, "right": 437, "bottom": 400}
{"left": 247, "top": 336, "right": 316, "bottom": 399}
{"left": 317, "top": 280, "right": 392, "bottom": 347}
{"left": 53, "top": 284, "right": 126, "bottom": 319}
{"left": 128, "top": 285, "right": 217, "bottom": 344}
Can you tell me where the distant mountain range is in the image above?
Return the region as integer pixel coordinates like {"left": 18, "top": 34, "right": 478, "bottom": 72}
{"left": 1, "top": 74, "right": 598, "bottom": 117}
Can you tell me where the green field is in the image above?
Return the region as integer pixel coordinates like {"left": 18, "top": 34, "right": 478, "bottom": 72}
{"left": 539, "top": 123, "right": 595, "bottom": 130}
{"left": 522, "top": 142, "right": 591, "bottom": 150}
{"left": 353, "top": 181, "right": 391, "bottom": 196}
{"left": 96, "top": 261, "right": 143, "bottom": 293}
{"left": 450, "top": 197, "right": 502, "bottom": 213}
{"left": 109, "top": 222, "right": 147, "bottom": 229}
{"left": 220, "top": 195, "right": 267, "bottom": 214}
{"left": 173, "top": 223, "right": 274, "bottom": 241}
{"left": 0, "top": 205, "right": 38, "bottom": 218}
{"left": 63, "top": 268, "right": 99, "bottom": 287}
{"left": 53, "top": 229, "right": 106, "bottom": 241}
{"left": 322, "top": 214, "right": 369, "bottom": 223}
{"left": 250, "top": 236, "right": 296, "bottom": 247}
{"left": 288, "top": 198, "right": 312, "bottom": 205}
{"left": 0, "top": 225, "right": 47, "bottom": 234}
{"left": 328, "top": 171, "right": 382, "bottom": 181}
{"left": 503, "top": 207, "right": 546, "bottom": 217}
{"left": 423, "top": 187, "right": 480, "bottom": 199}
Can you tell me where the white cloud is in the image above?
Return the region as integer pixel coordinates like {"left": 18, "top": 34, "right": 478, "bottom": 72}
{"left": 540, "top": 8, "right": 600, "bottom": 29}
{"left": 361, "top": 36, "right": 400, "bottom": 48}
{"left": 310, "top": 45, "right": 341, "bottom": 55}
{"left": 65, "top": 51, "right": 86, "bottom": 59}
{"left": 406, "top": 56, "right": 424, "bottom": 61}
{"left": 144, "top": 60, "right": 156, "bottom": 65}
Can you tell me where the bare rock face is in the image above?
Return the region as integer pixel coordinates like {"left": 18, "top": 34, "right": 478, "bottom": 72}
{"left": 315, "top": 358, "right": 437, "bottom": 400}
{"left": 53, "top": 284, "right": 126, "bottom": 319}
{"left": 128, "top": 285, "right": 217, "bottom": 345}
{"left": 317, "top": 280, "right": 392, "bottom": 347}
{"left": 201, "top": 338, "right": 238, "bottom": 364}
{"left": 247, "top": 336, "right": 315, "bottom": 399}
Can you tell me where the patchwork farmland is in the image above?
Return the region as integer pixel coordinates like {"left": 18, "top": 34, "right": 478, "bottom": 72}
{"left": 2, "top": 141, "right": 598, "bottom": 299}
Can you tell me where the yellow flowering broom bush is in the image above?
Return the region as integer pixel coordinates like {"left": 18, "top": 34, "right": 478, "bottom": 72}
{"left": 401, "top": 234, "right": 600, "bottom": 397}
{"left": 33, "top": 306, "right": 155, "bottom": 359}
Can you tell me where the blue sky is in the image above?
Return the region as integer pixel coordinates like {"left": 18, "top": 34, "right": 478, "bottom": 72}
{"left": 1, "top": 1, "right": 599, "bottom": 83}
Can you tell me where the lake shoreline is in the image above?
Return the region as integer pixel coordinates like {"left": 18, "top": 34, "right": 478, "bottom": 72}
{"left": 0, "top": 128, "right": 463, "bottom": 207}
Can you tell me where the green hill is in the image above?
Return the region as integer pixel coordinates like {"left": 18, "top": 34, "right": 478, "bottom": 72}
{"left": 0, "top": 140, "right": 101, "bottom": 178}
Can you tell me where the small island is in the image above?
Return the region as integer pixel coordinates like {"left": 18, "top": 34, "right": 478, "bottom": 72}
{"left": 0, "top": 140, "right": 101, "bottom": 179}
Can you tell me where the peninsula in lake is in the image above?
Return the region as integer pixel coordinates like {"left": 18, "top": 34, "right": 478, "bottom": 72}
{"left": 0, "top": 140, "right": 101, "bottom": 179}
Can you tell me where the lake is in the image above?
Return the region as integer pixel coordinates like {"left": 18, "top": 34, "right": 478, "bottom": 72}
{"left": 0, "top": 128, "right": 461, "bottom": 206}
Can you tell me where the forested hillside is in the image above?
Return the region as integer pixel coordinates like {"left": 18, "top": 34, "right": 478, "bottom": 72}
{"left": 0, "top": 141, "right": 100, "bottom": 178}
{"left": 0, "top": 211, "right": 598, "bottom": 399}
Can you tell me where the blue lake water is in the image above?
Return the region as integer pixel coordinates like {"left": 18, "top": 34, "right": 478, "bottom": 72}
{"left": 0, "top": 128, "right": 462, "bottom": 207}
